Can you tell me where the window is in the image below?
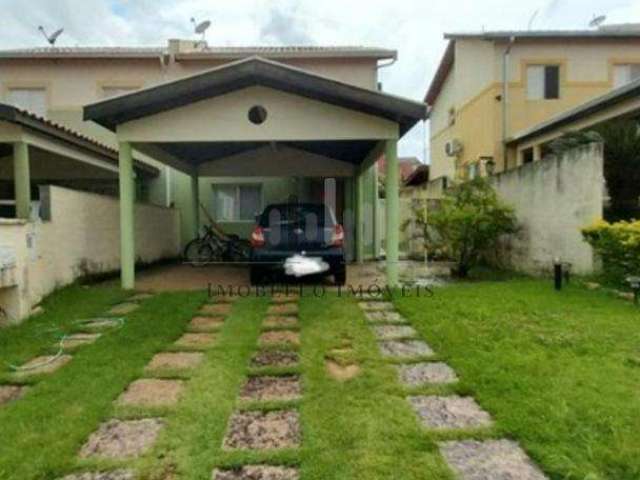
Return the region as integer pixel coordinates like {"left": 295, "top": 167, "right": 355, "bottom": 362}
{"left": 468, "top": 163, "right": 479, "bottom": 179}
{"left": 102, "top": 86, "right": 139, "bottom": 98}
{"left": 7, "top": 88, "right": 47, "bottom": 117}
{"left": 613, "top": 64, "right": 640, "bottom": 89}
{"left": 527, "top": 65, "right": 560, "bottom": 100}
{"left": 214, "top": 184, "right": 262, "bottom": 222}
{"left": 521, "top": 147, "right": 534, "bottom": 165}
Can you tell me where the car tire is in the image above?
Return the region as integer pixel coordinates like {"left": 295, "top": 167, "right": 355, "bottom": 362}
{"left": 333, "top": 266, "right": 347, "bottom": 286}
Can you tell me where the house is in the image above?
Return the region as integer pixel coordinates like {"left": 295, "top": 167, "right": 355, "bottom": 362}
{"left": 0, "top": 39, "right": 426, "bottom": 320}
{"left": 425, "top": 26, "right": 640, "bottom": 181}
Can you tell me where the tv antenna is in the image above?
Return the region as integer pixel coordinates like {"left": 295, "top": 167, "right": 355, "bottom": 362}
{"left": 191, "top": 17, "right": 211, "bottom": 43}
{"left": 38, "top": 26, "right": 64, "bottom": 46}
{"left": 589, "top": 15, "right": 607, "bottom": 28}
{"left": 527, "top": 9, "right": 539, "bottom": 30}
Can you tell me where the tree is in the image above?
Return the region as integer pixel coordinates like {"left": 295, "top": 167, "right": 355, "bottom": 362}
{"left": 426, "top": 178, "right": 518, "bottom": 278}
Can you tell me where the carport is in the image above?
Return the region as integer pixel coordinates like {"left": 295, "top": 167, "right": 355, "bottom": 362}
{"left": 84, "top": 56, "right": 427, "bottom": 288}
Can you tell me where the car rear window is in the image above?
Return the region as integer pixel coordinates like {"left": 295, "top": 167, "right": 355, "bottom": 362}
{"left": 259, "top": 204, "right": 336, "bottom": 228}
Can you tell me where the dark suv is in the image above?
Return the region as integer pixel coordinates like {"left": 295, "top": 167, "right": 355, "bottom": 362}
{"left": 249, "top": 203, "right": 346, "bottom": 285}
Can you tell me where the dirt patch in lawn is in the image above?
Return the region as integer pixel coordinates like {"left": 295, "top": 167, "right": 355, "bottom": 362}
{"left": 13, "top": 354, "right": 72, "bottom": 377}
{"left": 80, "top": 418, "right": 164, "bottom": 459}
{"left": 397, "top": 362, "right": 458, "bottom": 387}
{"left": 108, "top": 303, "right": 139, "bottom": 315}
{"left": 240, "top": 376, "right": 302, "bottom": 401}
{"left": 174, "top": 333, "right": 217, "bottom": 349}
{"left": 213, "top": 466, "right": 299, "bottom": 480}
{"left": 251, "top": 351, "right": 299, "bottom": 368}
{"left": 223, "top": 410, "right": 301, "bottom": 450}
{"left": 267, "top": 304, "right": 299, "bottom": 316}
{"left": 0, "top": 385, "right": 29, "bottom": 406}
{"left": 408, "top": 396, "right": 493, "bottom": 430}
{"left": 59, "top": 471, "right": 135, "bottom": 480}
{"left": 117, "top": 379, "right": 185, "bottom": 407}
{"left": 364, "top": 311, "right": 406, "bottom": 324}
{"left": 263, "top": 316, "right": 299, "bottom": 329}
{"left": 378, "top": 340, "right": 433, "bottom": 359}
{"left": 325, "top": 359, "right": 361, "bottom": 381}
{"left": 200, "top": 303, "right": 232, "bottom": 316}
{"left": 358, "top": 302, "right": 394, "bottom": 312}
{"left": 259, "top": 331, "right": 300, "bottom": 347}
{"left": 145, "top": 352, "right": 204, "bottom": 372}
{"left": 63, "top": 333, "right": 101, "bottom": 349}
{"left": 372, "top": 325, "right": 417, "bottom": 340}
{"left": 189, "top": 316, "right": 225, "bottom": 332}
{"left": 439, "top": 440, "right": 547, "bottom": 480}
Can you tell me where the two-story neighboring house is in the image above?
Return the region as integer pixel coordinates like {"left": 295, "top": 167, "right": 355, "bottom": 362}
{"left": 0, "top": 40, "right": 396, "bottom": 254}
{"left": 425, "top": 27, "right": 640, "bottom": 181}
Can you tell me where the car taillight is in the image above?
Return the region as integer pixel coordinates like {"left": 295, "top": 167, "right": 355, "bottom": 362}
{"left": 251, "top": 226, "right": 265, "bottom": 248}
{"left": 331, "top": 224, "right": 345, "bottom": 247}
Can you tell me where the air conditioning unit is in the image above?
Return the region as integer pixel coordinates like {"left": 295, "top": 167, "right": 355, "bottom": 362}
{"left": 445, "top": 139, "right": 464, "bottom": 157}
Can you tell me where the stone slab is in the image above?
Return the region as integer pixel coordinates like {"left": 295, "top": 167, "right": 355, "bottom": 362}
{"left": 358, "top": 302, "right": 394, "bottom": 311}
{"left": 13, "top": 354, "right": 72, "bottom": 377}
{"left": 263, "top": 316, "right": 299, "bottom": 329}
{"left": 364, "top": 311, "right": 406, "bottom": 324}
{"left": 251, "top": 351, "right": 299, "bottom": 368}
{"left": 223, "top": 410, "right": 301, "bottom": 450}
{"left": 145, "top": 352, "right": 204, "bottom": 372}
{"left": 397, "top": 362, "right": 458, "bottom": 386}
{"left": 267, "top": 304, "right": 299, "bottom": 316}
{"left": 372, "top": 325, "right": 417, "bottom": 340}
{"left": 0, "top": 385, "right": 28, "bottom": 405}
{"left": 117, "top": 379, "right": 185, "bottom": 407}
{"left": 63, "top": 333, "right": 101, "bottom": 349}
{"left": 200, "top": 303, "right": 232, "bottom": 316}
{"left": 378, "top": 340, "right": 433, "bottom": 359}
{"left": 174, "top": 333, "right": 216, "bottom": 349}
{"left": 439, "top": 440, "right": 548, "bottom": 480}
{"left": 80, "top": 418, "right": 164, "bottom": 459}
{"left": 108, "top": 303, "right": 139, "bottom": 315}
{"left": 213, "top": 466, "right": 299, "bottom": 480}
{"left": 259, "top": 331, "right": 300, "bottom": 347}
{"left": 189, "top": 316, "right": 225, "bottom": 332}
{"left": 59, "top": 471, "right": 135, "bottom": 480}
{"left": 408, "top": 395, "right": 492, "bottom": 430}
{"left": 239, "top": 376, "right": 302, "bottom": 401}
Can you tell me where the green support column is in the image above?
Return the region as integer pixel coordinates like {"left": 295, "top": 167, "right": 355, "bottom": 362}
{"left": 119, "top": 142, "right": 135, "bottom": 290}
{"left": 13, "top": 142, "right": 31, "bottom": 220}
{"left": 191, "top": 174, "right": 200, "bottom": 239}
{"left": 372, "top": 164, "right": 380, "bottom": 259}
{"left": 355, "top": 170, "right": 365, "bottom": 264}
{"left": 385, "top": 139, "right": 400, "bottom": 287}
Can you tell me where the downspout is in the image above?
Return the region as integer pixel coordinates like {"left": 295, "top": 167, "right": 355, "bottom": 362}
{"left": 502, "top": 36, "right": 516, "bottom": 168}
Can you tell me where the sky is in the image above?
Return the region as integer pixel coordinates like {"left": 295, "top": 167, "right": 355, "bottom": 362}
{"left": 1, "top": 0, "right": 639, "bottom": 162}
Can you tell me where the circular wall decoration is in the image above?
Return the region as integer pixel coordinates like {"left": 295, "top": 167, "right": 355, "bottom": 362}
{"left": 248, "top": 105, "right": 268, "bottom": 125}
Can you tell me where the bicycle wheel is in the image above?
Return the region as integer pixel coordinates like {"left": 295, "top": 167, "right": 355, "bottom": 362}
{"left": 184, "top": 239, "right": 211, "bottom": 264}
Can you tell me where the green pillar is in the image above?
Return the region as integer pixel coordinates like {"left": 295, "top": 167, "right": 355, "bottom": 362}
{"left": 119, "top": 142, "right": 135, "bottom": 290}
{"left": 355, "top": 170, "right": 365, "bottom": 264}
{"left": 13, "top": 142, "right": 31, "bottom": 220}
{"left": 385, "top": 139, "right": 400, "bottom": 287}
{"left": 191, "top": 174, "right": 200, "bottom": 239}
{"left": 372, "top": 164, "right": 380, "bottom": 259}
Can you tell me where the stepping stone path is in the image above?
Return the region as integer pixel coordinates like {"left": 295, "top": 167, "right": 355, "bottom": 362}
{"left": 0, "top": 385, "right": 28, "bottom": 406}
{"left": 213, "top": 465, "right": 299, "bottom": 480}
{"left": 108, "top": 302, "right": 139, "bottom": 315}
{"left": 356, "top": 295, "right": 547, "bottom": 479}
{"left": 200, "top": 303, "right": 233, "bottom": 316}
{"left": 174, "top": 332, "right": 217, "bottom": 349}
{"left": 189, "top": 316, "right": 225, "bottom": 332}
{"left": 63, "top": 333, "right": 101, "bottom": 349}
{"left": 217, "top": 293, "right": 302, "bottom": 476}
{"left": 439, "top": 440, "right": 548, "bottom": 480}
{"left": 77, "top": 318, "right": 122, "bottom": 331}
{"left": 117, "top": 379, "right": 185, "bottom": 407}
{"left": 13, "top": 354, "right": 72, "bottom": 377}
{"left": 397, "top": 362, "right": 458, "bottom": 386}
{"left": 59, "top": 471, "right": 135, "bottom": 480}
{"left": 80, "top": 418, "right": 164, "bottom": 459}
{"left": 128, "top": 292, "right": 154, "bottom": 302}
{"left": 145, "top": 352, "right": 204, "bottom": 372}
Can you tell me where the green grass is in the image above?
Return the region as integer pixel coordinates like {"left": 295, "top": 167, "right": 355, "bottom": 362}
{"left": 395, "top": 278, "right": 640, "bottom": 480}
{"left": 1, "top": 279, "right": 639, "bottom": 480}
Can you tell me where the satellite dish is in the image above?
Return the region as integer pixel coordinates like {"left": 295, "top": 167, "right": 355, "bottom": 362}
{"left": 190, "top": 17, "right": 211, "bottom": 43}
{"left": 589, "top": 15, "right": 607, "bottom": 28}
{"left": 38, "top": 26, "right": 64, "bottom": 46}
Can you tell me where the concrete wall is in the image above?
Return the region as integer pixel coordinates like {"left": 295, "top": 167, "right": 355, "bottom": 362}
{"left": 0, "top": 185, "right": 180, "bottom": 324}
{"left": 489, "top": 142, "right": 604, "bottom": 274}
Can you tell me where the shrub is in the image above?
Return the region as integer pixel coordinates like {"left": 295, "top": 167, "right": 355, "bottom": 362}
{"left": 425, "top": 178, "right": 518, "bottom": 278}
{"left": 582, "top": 220, "right": 640, "bottom": 287}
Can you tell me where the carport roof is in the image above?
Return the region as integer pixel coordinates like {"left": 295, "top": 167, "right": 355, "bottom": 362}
{"left": 84, "top": 56, "right": 427, "bottom": 136}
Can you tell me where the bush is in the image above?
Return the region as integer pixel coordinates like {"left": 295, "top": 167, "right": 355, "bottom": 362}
{"left": 426, "top": 178, "right": 518, "bottom": 278}
{"left": 582, "top": 220, "right": 640, "bottom": 287}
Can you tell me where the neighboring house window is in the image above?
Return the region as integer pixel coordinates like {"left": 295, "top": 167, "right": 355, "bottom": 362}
{"left": 214, "top": 184, "right": 262, "bottom": 222}
{"left": 521, "top": 147, "right": 534, "bottom": 165}
{"left": 102, "top": 86, "right": 139, "bottom": 98}
{"left": 613, "top": 64, "right": 640, "bottom": 88}
{"left": 468, "top": 163, "right": 479, "bottom": 179}
{"left": 7, "top": 88, "right": 47, "bottom": 117}
{"left": 527, "top": 65, "right": 560, "bottom": 100}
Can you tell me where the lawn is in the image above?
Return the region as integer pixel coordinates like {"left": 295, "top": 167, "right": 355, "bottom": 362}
{"left": 0, "top": 278, "right": 638, "bottom": 480}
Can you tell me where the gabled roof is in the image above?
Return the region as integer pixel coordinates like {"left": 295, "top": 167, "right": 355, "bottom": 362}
{"left": 424, "top": 41, "right": 454, "bottom": 106}
{"left": 0, "top": 45, "right": 396, "bottom": 60}
{"left": 0, "top": 104, "right": 158, "bottom": 177}
{"left": 84, "top": 56, "right": 427, "bottom": 135}
{"left": 507, "top": 76, "right": 640, "bottom": 145}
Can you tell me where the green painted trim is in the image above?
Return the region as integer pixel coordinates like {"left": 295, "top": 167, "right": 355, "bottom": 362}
{"left": 13, "top": 142, "right": 31, "bottom": 220}
{"left": 355, "top": 170, "right": 365, "bottom": 263}
{"left": 119, "top": 141, "right": 135, "bottom": 290}
{"left": 191, "top": 174, "right": 200, "bottom": 238}
{"left": 385, "top": 139, "right": 400, "bottom": 287}
{"left": 373, "top": 164, "right": 380, "bottom": 259}
{"left": 359, "top": 140, "right": 386, "bottom": 174}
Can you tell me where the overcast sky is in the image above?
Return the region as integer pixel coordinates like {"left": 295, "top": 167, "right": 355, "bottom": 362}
{"left": 1, "top": 0, "right": 639, "bottom": 162}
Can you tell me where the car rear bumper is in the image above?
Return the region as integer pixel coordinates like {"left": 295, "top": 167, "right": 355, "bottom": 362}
{"left": 250, "top": 248, "right": 345, "bottom": 271}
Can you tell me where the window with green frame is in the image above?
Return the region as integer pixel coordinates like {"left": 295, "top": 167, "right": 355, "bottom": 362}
{"left": 213, "top": 184, "right": 262, "bottom": 222}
